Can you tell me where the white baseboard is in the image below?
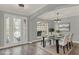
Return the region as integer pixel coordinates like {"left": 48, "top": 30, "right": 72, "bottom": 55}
{"left": 28, "top": 39, "right": 42, "bottom": 43}
{"left": 73, "top": 41, "right": 79, "bottom": 44}
{"left": 0, "top": 40, "right": 42, "bottom": 50}
{"left": 0, "top": 42, "right": 29, "bottom": 50}
{"left": 29, "top": 40, "right": 79, "bottom": 44}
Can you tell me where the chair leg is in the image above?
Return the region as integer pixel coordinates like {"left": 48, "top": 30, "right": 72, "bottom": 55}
{"left": 66, "top": 44, "right": 69, "bottom": 51}
{"left": 43, "top": 41, "right": 46, "bottom": 47}
{"left": 41, "top": 40, "right": 42, "bottom": 45}
{"left": 71, "top": 41, "right": 73, "bottom": 47}
{"left": 53, "top": 40, "right": 55, "bottom": 45}
{"left": 63, "top": 46, "right": 65, "bottom": 54}
{"left": 69, "top": 42, "right": 71, "bottom": 49}
{"left": 49, "top": 40, "right": 51, "bottom": 45}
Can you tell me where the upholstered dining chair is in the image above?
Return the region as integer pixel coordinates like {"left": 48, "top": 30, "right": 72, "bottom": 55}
{"left": 59, "top": 34, "right": 69, "bottom": 54}
{"left": 68, "top": 33, "right": 73, "bottom": 49}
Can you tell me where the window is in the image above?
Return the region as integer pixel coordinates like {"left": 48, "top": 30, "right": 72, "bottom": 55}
{"left": 37, "top": 21, "right": 48, "bottom": 37}
{"left": 13, "top": 18, "right": 21, "bottom": 42}
{"left": 5, "top": 17, "right": 10, "bottom": 43}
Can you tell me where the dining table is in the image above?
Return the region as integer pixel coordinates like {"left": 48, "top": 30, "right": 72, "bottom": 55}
{"left": 42, "top": 35, "right": 63, "bottom": 54}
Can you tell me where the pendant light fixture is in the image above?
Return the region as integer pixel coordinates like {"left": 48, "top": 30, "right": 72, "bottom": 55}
{"left": 54, "top": 12, "right": 61, "bottom": 22}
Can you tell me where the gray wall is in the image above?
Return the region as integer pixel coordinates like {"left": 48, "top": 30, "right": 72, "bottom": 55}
{"left": 0, "top": 11, "right": 4, "bottom": 46}
{"left": 48, "top": 20, "right": 55, "bottom": 29}
{"left": 28, "top": 18, "right": 55, "bottom": 42}
{"left": 61, "top": 15, "right": 79, "bottom": 42}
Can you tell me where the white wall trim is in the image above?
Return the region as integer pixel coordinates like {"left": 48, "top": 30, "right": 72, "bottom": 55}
{"left": 0, "top": 39, "right": 41, "bottom": 49}
{"left": 29, "top": 40, "right": 79, "bottom": 44}
{"left": 29, "top": 39, "right": 79, "bottom": 43}
{"left": 28, "top": 39, "right": 42, "bottom": 43}
{"left": 73, "top": 41, "right": 79, "bottom": 44}
{"left": 0, "top": 42, "right": 29, "bottom": 50}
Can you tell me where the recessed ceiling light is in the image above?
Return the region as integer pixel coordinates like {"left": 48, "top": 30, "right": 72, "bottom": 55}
{"left": 18, "top": 4, "right": 24, "bottom": 7}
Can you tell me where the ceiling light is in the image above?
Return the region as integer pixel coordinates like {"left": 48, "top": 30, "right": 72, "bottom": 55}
{"left": 18, "top": 4, "right": 24, "bottom": 7}
{"left": 54, "top": 12, "right": 61, "bottom": 22}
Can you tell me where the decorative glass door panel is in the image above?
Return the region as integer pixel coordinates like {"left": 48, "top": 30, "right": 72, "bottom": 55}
{"left": 13, "top": 18, "right": 21, "bottom": 43}
{"left": 4, "top": 17, "right": 10, "bottom": 44}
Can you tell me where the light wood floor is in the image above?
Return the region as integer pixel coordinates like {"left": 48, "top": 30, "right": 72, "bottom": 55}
{"left": 0, "top": 43, "right": 52, "bottom": 55}
{"left": 69, "top": 43, "right": 79, "bottom": 55}
{"left": 31, "top": 42, "right": 75, "bottom": 55}
{"left": 0, "top": 42, "right": 78, "bottom": 55}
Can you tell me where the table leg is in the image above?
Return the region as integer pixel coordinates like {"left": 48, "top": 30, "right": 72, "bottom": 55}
{"left": 49, "top": 40, "right": 51, "bottom": 45}
{"left": 43, "top": 37, "right": 45, "bottom": 47}
{"left": 53, "top": 40, "right": 54, "bottom": 45}
{"left": 56, "top": 40, "right": 59, "bottom": 53}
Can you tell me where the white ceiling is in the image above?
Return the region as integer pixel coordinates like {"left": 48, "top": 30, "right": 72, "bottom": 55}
{"left": 0, "top": 4, "right": 46, "bottom": 16}
{"left": 38, "top": 5, "right": 79, "bottom": 20}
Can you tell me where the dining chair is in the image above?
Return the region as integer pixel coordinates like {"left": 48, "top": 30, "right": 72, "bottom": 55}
{"left": 68, "top": 33, "right": 73, "bottom": 49}
{"left": 59, "top": 34, "right": 69, "bottom": 54}
{"left": 41, "top": 34, "right": 54, "bottom": 47}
